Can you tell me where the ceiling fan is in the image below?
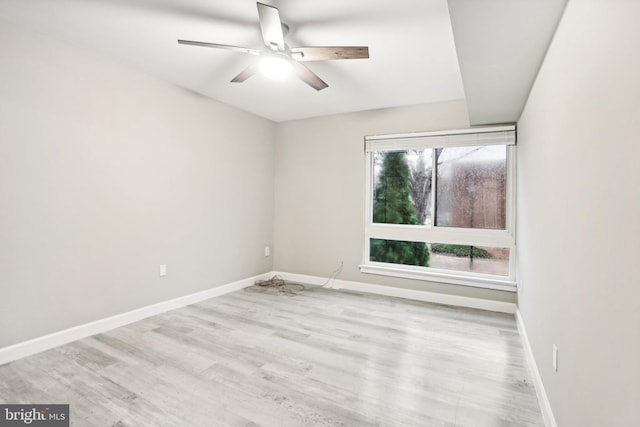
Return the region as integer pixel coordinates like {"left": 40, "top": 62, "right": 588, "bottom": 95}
{"left": 178, "top": 2, "right": 369, "bottom": 91}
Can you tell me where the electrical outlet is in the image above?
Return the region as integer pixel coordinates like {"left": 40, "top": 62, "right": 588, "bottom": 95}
{"left": 159, "top": 264, "right": 167, "bottom": 277}
{"left": 553, "top": 344, "right": 558, "bottom": 372}
{"left": 264, "top": 246, "right": 270, "bottom": 257}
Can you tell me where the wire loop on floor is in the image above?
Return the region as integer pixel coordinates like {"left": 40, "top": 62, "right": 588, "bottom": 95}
{"left": 245, "top": 275, "right": 305, "bottom": 295}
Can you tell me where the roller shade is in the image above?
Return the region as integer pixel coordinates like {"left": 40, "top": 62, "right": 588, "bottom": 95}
{"left": 365, "top": 125, "right": 516, "bottom": 152}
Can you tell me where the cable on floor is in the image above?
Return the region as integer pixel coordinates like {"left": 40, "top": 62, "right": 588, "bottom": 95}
{"left": 244, "top": 275, "right": 305, "bottom": 296}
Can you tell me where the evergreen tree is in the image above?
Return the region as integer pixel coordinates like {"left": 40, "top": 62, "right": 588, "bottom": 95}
{"left": 371, "top": 152, "right": 429, "bottom": 266}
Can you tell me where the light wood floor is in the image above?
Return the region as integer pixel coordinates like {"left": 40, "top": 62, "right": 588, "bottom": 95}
{"left": 0, "top": 285, "right": 543, "bottom": 426}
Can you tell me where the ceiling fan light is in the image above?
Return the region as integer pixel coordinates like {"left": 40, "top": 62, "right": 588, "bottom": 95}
{"left": 259, "top": 56, "right": 292, "bottom": 80}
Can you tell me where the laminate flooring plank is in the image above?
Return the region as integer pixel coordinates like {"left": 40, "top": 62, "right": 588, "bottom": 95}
{"left": 256, "top": 359, "right": 456, "bottom": 427}
{"left": 0, "top": 285, "right": 543, "bottom": 426}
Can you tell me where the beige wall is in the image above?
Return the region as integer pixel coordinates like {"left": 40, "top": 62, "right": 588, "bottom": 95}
{"left": 0, "top": 21, "right": 276, "bottom": 348}
{"left": 274, "top": 101, "right": 516, "bottom": 303}
{"left": 517, "top": 1, "right": 640, "bottom": 425}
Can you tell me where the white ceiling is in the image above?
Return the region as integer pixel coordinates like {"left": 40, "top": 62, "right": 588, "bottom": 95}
{"left": 0, "top": 0, "right": 567, "bottom": 123}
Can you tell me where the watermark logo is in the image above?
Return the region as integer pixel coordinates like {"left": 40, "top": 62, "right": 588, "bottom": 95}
{"left": 0, "top": 405, "right": 68, "bottom": 426}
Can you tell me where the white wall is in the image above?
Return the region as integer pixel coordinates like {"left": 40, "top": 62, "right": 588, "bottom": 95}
{"left": 274, "top": 101, "right": 516, "bottom": 303}
{"left": 0, "top": 21, "right": 276, "bottom": 348}
{"left": 517, "top": 1, "right": 640, "bottom": 425}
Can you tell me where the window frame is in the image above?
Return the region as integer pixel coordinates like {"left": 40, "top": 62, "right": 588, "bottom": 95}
{"left": 360, "top": 125, "right": 517, "bottom": 291}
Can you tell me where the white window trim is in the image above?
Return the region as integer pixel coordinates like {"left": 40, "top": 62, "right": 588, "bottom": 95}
{"left": 361, "top": 125, "right": 517, "bottom": 291}
{"left": 359, "top": 263, "right": 516, "bottom": 291}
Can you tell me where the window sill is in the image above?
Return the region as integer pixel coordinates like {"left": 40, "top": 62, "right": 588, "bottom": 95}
{"left": 359, "top": 264, "right": 517, "bottom": 292}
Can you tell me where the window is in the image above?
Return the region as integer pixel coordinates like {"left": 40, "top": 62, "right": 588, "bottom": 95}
{"left": 361, "top": 125, "right": 516, "bottom": 290}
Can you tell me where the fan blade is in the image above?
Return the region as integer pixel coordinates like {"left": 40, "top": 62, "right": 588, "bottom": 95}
{"left": 291, "top": 62, "right": 328, "bottom": 91}
{"left": 178, "top": 40, "right": 260, "bottom": 56}
{"left": 256, "top": 3, "right": 285, "bottom": 51}
{"left": 291, "top": 46, "right": 369, "bottom": 61}
{"left": 231, "top": 64, "right": 259, "bottom": 83}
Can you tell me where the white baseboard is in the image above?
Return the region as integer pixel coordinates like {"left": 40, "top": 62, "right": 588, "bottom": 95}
{"left": 0, "top": 272, "right": 272, "bottom": 366}
{"left": 516, "top": 309, "right": 558, "bottom": 427}
{"left": 275, "top": 271, "right": 516, "bottom": 314}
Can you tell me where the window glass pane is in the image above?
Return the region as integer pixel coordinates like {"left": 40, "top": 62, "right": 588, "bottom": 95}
{"left": 435, "top": 145, "right": 506, "bottom": 229}
{"left": 370, "top": 240, "right": 510, "bottom": 276}
{"left": 373, "top": 149, "right": 433, "bottom": 226}
{"left": 370, "top": 238, "right": 430, "bottom": 267}
{"left": 429, "top": 244, "right": 510, "bottom": 276}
